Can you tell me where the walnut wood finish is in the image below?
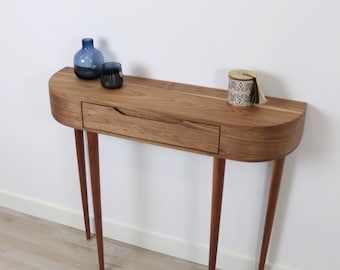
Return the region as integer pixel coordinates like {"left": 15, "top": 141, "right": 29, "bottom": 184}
{"left": 49, "top": 67, "right": 306, "bottom": 161}
{"left": 209, "top": 157, "right": 226, "bottom": 270}
{"left": 258, "top": 158, "right": 285, "bottom": 270}
{"left": 49, "top": 67, "right": 307, "bottom": 270}
{"left": 87, "top": 132, "right": 104, "bottom": 270}
{"left": 82, "top": 102, "right": 220, "bottom": 154}
{"left": 74, "top": 129, "right": 91, "bottom": 240}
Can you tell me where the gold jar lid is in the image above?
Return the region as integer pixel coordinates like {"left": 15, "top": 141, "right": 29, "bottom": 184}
{"left": 228, "top": 69, "right": 256, "bottom": 81}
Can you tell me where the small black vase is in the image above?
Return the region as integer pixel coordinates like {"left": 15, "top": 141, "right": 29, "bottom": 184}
{"left": 73, "top": 38, "right": 104, "bottom": 80}
{"left": 100, "top": 62, "right": 123, "bottom": 89}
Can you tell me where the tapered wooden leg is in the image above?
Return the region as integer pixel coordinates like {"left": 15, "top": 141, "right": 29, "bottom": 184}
{"left": 258, "top": 158, "right": 285, "bottom": 270}
{"left": 209, "top": 157, "right": 226, "bottom": 270}
{"left": 74, "top": 129, "right": 91, "bottom": 240}
{"left": 87, "top": 132, "right": 104, "bottom": 270}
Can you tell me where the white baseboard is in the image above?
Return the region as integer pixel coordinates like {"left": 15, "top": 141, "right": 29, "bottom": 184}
{"left": 0, "top": 190, "right": 298, "bottom": 270}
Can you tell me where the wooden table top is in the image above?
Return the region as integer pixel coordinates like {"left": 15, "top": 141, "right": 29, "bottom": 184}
{"left": 49, "top": 67, "right": 306, "bottom": 161}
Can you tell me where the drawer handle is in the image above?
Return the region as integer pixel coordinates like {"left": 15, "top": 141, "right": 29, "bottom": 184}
{"left": 114, "top": 107, "right": 183, "bottom": 124}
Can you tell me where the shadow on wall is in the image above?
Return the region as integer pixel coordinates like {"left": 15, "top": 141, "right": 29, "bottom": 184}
{"left": 129, "top": 64, "right": 150, "bottom": 78}
{"left": 97, "top": 38, "right": 117, "bottom": 62}
{"left": 213, "top": 68, "right": 291, "bottom": 99}
{"left": 97, "top": 37, "right": 151, "bottom": 78}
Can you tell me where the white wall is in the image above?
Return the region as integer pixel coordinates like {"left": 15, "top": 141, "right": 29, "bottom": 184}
{"left": 1, "top": 1, "right": 339, "bottom": 270}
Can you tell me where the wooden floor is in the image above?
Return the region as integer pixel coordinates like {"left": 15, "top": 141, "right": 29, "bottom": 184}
{"left": 0, "top": 206, "right": 207, "bottom": 270}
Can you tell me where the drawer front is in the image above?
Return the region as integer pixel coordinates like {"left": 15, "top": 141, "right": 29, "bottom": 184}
{"left": 82, "top": 102, "right": 220, "bottom": 154}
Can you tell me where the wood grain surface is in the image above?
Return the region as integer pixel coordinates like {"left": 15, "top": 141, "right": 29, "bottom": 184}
{"left": 49, "top": 67, "right": 307, "bottom": 161}
{"left": 0, "top": 207, "right": 206, "bottom": 270}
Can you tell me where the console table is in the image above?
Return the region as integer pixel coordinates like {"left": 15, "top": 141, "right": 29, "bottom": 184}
{"left": 49, "top": 67, "right": 306, "bottom": 270}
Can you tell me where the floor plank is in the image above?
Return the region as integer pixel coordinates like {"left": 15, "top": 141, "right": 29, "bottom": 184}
{"left": 0, "top": 206, "right": 206, "bottom": 270}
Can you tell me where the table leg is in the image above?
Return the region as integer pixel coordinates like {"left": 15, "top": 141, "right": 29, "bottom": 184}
{"left": 87, "top": 132, "right": 105, "bottom": 270}
{"left": 258, "top": 157, "right": 285, "bottom": 270}
{"left": 209, "top": 157, "right": 226, "bottom": 270}
{"left": 74, "top": 129, "right": 91, "bottom": 240}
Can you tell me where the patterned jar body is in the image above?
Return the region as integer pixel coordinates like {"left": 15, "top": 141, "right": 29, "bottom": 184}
{"left": 227, "top": 70, "right": 256, "bottom": 107}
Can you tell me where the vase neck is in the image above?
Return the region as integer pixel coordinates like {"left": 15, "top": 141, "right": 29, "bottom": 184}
{"left": 82, "top": 38, "right": 94, "bottom": 49}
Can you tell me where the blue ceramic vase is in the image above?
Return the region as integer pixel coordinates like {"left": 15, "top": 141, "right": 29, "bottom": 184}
{"left": 74, "top": 38, "right": 104, "bottom": 80}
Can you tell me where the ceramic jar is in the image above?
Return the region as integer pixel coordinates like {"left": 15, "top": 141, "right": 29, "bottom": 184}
{"left": 227, "top": 69, "right": 258, "bottom": 107}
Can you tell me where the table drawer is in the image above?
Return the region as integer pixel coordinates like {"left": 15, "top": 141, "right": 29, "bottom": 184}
{"left": 82, "top": 102, "right": 220, "bottom": 154}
